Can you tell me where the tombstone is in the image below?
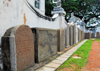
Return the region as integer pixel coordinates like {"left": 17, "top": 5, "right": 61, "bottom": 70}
{"left": 96, "top": 32, "right": 100, "bottom": 38}
{"left": 91, "top": 33, "right": 95, "bottom": 38}
{"left": 2, "top": 25, "right": 34, "bottom": 71}
{"left": 82, "top": 31, "right": 85, "bottom": 40}
{"left": 65, "top": 25, "right": 70, "bottom": 48}
{"left": 76, "top": 27, "right": 78, "bottom": 43}
{"left": 85, "top": 32, "right": 91, "bottom": 39}
{"left": 80, "top": 30, "right": 82, "bottom": 41}
{"left": 73, "top": 25, "right": 76, "bottom": 44}
{"left": 69, "top": 26, "right": 71, "bottom": 46}
{"left": 57, "top": 28, "right": 65, "bottom": 51}
{"left": 69, "top": 25, "right": 73, "bottom": 46}
{"left": 31, "top": 28, "right": 57, "bottom": 63}
{"left": 78, "top": 28, "right": 80, "bottom": 42}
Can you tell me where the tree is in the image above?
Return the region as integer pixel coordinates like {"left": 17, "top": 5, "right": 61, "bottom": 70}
{"left": 62, "top": 0, "right": 100, "bottom": 23}
{"left": 45, "top": 0, "right": 100, "bottom": 23}
{"left": 45, "top": 0, "right": 56, "bottom": 17}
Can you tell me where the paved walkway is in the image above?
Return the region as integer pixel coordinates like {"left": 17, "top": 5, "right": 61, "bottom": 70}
{"left": 36, "top": 39, "right": 87, "bottom": 71}
{"left": 82, "top": 41, "right": 100, "bottom": 71}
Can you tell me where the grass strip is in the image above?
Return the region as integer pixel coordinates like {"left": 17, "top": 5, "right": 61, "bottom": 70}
{"left": 95, "top": 39, "right": 100, "bottom": 41}
{"left": 57, "top": 39, "right": 93, "bottom": 71}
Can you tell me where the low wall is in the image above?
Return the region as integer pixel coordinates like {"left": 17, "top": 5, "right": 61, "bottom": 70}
{"left": 31, "top": 28, "right": 57, "bottom": 63}
{"left": 2, "top": 25, "right": 34, "bottom": 71}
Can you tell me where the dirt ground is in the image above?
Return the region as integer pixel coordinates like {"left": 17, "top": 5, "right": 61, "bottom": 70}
{"left": 82, "top": 41, "right": 100, "bottom": 71}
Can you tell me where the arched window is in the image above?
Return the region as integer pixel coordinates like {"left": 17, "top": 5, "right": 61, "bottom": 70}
{"left": 35, "top": 0, "right": 40, "bottom": 9}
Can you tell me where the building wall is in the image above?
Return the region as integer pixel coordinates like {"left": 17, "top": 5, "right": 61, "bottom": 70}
{"left": 0, "top": 0, "right": 66, "bottom": 45}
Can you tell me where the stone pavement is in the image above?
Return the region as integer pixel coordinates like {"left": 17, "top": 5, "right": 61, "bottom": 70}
{"left": 35, "top": 39, "right": 87, "bottom": 71}
{"left": 82, "top": 41, "right": 100, "bottom": 71}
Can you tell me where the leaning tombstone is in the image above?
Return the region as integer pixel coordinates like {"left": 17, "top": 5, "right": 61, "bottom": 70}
{"left": 2, "top": 25, "right": 34, "bottom": 71}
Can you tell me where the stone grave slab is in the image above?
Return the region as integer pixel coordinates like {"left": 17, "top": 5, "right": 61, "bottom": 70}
{"left": 31, "top": 28, "right": 57, "bottom": 63}
{"left": 57, "top": 28, "right": 65, "bottom": 51}
{"left": 2, "top": 25, "right": 34, "bottom": 71}
{"left": 65, "top": 25, "right": 70, "bottom": 48}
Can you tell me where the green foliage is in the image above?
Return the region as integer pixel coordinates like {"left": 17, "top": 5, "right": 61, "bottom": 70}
{"left": 45, "top": 0, "right": 100, "bottom": 23}
{"left": 57, "top": 39, "right": 93, "bottom": 71}
{"left": 45, "top": 1, "right": 56, "bottom": 17}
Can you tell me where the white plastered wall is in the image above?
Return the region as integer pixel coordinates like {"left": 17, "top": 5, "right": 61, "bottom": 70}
{"left": 0, "top": 0, "right": 67, "bottom": 45}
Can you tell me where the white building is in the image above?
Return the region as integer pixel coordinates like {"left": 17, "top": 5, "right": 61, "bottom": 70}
{"left": 0, "top": 0, "right": 67, "bottom": 45}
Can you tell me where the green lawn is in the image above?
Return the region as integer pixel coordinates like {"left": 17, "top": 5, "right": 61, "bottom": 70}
{"left": 57, "top": 39, "right": 93, "bottom": 71}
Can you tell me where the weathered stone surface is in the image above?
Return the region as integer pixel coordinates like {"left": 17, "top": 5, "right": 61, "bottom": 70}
{"left": 96, "top": 32, "right": 100, "bottom": 38}
{"left": 57, "top": 28, "right": 65, "bottom": 52}
{"left": 65, "top": 25, "right": 70, "bottom": 48}
{"left": 91, "top": 33, "right": 94, "bottom": 38}
{"left": 73, "top": 25, "right": 76, "bottom": 44}
{"left": 76, "top": 27, "right": 78, "bottom": 43}
{"left": 71, "top": 25, "right": 74, "bottom": 45}
{"left": 2, "top": 25, "right": 34, "bottom": 71}
{"left": 69, "top": 25, "right": 73, "bottom": 46}
{"left": 32, "top": 28, "right": 57, "bottom": 63}
{"left": 85, "top": 32, "right": 91, "bottom": 39}
{"left": 78, "top": 29, "right": 81, "bottom": 42}
{"left": 80, "top": 30, "right": 82, "bottom": 41}
{"left": 69, "top": 26, "right": 71, "bottom": 46}
{"left": 82, "top": 31, "right": 84, "bottom": 40}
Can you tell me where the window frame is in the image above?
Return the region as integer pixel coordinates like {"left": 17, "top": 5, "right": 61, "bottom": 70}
{"left": 35, "top": 0, "right": 40, "bottom": 9}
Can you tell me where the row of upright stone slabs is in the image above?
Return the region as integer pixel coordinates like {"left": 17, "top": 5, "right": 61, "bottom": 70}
{"left": 2, "top": 25, "right": 35, "bottom": 71}
{"left": 31, "top": 28, "right": 57, "bottom": 63}
{"left": 57, "top": 28, "right": 65, "bottom": 51}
